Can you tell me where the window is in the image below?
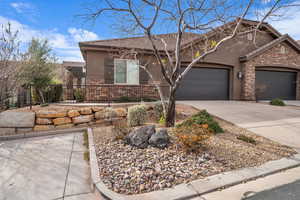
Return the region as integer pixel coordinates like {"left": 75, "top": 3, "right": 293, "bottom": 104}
{"left": 114, "top": 59, "right": 139, "bottom": 84}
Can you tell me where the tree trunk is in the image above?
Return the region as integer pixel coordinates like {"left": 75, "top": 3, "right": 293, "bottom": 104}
{"left": 165, "top": 89, "right": 176, "bottom": 127}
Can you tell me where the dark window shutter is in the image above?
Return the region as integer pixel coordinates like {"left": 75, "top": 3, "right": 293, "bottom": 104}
{"left": 104, "top": 58, "right": 114, "bottom": 84}
{"left": 139, "top": 65, "right": 149, "bottom": 84}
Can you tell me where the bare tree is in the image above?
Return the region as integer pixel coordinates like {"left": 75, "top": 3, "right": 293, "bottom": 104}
{"left": 0, "top": 23, "right": 22, "bottom": 110}
{"left": 84, "top": 0, "right": 297, "bottom": 127}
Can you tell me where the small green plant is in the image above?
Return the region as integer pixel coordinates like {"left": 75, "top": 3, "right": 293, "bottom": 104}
{"left": 270, "top": 98, "right": 285, "bottom": 106}
{"left": 83, "top": 131, "right": 89, "bottom": 148}
{"left": 127, "top": 104, "right": 147, "bottom": 127}
{"left": 40, "top": 103, "right": 49, "bottom": 107}
{"left": 117, "top": 96, "right": 138, "bottom": 102}
{"left": 177, "top": 110, "right": 223, "bottom": 134}
{"left": 83, "top": 151, "right": 90, "bottom": 161}
{"left": 174, "top": 124, "right": 212, "bottom": 152}
{"left": 83, "top": 131, "right": 90, "bottom": 162}
{"left": 159, "top": 116, "right": 166, "bottom": 125}
{"left": 237, "top": 134, "right": 257, "bottom": 145}
{"left": 153, "top": 102, "right": 166, "bottom": 120}
{"left": 74, "top": 89, "right": 85, "bottom": 102}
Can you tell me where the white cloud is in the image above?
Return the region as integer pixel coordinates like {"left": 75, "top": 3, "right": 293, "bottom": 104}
{"left": 0, "top": 16, "right": 100, "bottom": 62}
{"left": 269, "top": 13, "right": 300, "bottom": 40}
{"left": 68, "top": 28, "right": 99, "bottom": 42}
{"left": 266, "top": 2, "right": 300, "bottom": 40}
{"left": 10, "top": 2, "right": 35, "bottom": 14}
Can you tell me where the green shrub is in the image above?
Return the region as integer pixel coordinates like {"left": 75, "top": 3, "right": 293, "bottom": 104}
{"left": 177, "top": 110, "right": 223, "bottom": 134}
{"left": 117, "top": 96, "right": 139, "bottom": 102}
{"left": 127, "top": 104, "right": 147, "bottom": 127}
{"left": 174, "top": 124, "right": 212, "bottom": 152}
{"left": 270, "top": 98, "right": 285, "bottom": 106}
{"left": 113, "top": 119, "right": 133, "bottom": 140}
{"left": 153, "top": 102, "right": 164, "bottom": 120}
{"left": 74, "top": 88, "right": 85, "bottom": 102}
{"left": 237, "top": 134, "right": 257, "bottom": 145}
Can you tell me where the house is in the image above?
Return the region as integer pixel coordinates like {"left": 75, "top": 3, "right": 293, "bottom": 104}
{"left": 79, "top": 19, "right": 300, "bottom": 101}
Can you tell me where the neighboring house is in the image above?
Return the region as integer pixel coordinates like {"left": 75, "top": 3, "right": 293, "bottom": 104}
{"left": 79, "top": 19, "right": 300, "bottom": 101}
{"left": 63, "top": 61, "right": 86, "bottom": 87}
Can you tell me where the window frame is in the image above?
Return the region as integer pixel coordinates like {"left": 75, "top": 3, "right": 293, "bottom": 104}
{"left": 114, "top": 58, "right": 140, "bottom": 85}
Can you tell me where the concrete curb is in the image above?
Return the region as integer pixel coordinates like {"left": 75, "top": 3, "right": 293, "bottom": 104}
{"left": 0, "top": 127, "right": 88, "bottom": 141}
{"left": 87, "top": 128, "right": 300, "bottom": 200}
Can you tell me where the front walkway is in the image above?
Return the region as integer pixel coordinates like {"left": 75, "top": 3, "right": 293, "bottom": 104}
{"left": 180, "top": 101, "right": 300, "bottom": 151}
{"left": 0, "top": 133, "right": 97, "bottom": 200}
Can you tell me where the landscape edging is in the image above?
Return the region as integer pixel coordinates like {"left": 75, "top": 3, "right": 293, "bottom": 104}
{"left": 87, "top": 127, "right": 300, "bottom": 200}
{"left": 0, "top": 127, "right": 88, "bottom": 141}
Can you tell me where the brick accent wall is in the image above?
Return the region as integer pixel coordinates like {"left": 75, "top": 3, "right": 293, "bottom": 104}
{"left": 242, "top": 42, "right": 300, "bottom": 100}
{"left": 84, "top": 84, "right": 160, "bottom": 102}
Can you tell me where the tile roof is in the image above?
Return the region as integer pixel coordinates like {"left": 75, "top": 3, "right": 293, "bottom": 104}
{"left": 79, "top": 33, "right": 202, "bottom": 51}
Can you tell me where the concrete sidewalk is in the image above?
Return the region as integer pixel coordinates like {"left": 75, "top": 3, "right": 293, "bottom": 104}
{"left": 194, "top": 167, "right": 300, "bottom": 200}
{"left": 180, "top": 101, "right": 300, "bottom": 151}
{"left": 0, "top": 133, "right": 97, "bottom": 200}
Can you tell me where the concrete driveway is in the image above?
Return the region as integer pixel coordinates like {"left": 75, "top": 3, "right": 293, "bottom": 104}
{"left": 0, "top": 133, "right": 97, "bottom": 200}
{"left": 180, "top": 101, "right": 300, "bottom": 151}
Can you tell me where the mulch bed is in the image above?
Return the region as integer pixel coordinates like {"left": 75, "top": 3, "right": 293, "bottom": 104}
{"left": 93, "top": 111, "right": 296, "bottom": 195}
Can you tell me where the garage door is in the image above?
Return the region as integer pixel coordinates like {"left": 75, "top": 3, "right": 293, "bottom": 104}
{"left": 176, "top": 67, "right": 229, "bottom": 100}
{"left": 256, "top": 70, "right": 296, "bottom": 100}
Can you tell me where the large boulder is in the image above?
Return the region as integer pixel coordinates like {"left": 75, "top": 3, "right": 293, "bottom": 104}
{"left": 67, "top": 110, "right": 80, "bottom": 118}
{"left": 125, "top": 125, "right": 155, "bottom": 148}
{"left": 36, "top": 118, "right": 53, "bottom": 125}
{"left": 53, "top": 117, "right": 72, "bottom": 126}
{"left": 79, "top": 108, "right": 92, "bottom": 115}
{"left": 72, "top": 115, "right": 94, "bottom": 124}
{"left": 36, "top": 110, "right": 66, "bottom": 118}
{"left": 149, "top": 129, "right": 170, "bottom": 149}
{"left": 0, "top": 111, "right": 35, "bottom": 128}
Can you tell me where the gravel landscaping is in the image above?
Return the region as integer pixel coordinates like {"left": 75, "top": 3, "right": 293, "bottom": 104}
{"left": 93, "top": 107, "right": 296, "bottom": 195}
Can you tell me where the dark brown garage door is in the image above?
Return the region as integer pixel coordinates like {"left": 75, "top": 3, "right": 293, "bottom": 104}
{"left": 176, "top": 67, "right": 229, "bottom": 100}
{"left": 256, "top": 70, "right": 297, "bottom": 100}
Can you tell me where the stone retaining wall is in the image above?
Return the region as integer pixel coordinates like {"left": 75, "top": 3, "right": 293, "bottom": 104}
{"left": 0, "top": 107, "right": 127, "bottom": 137}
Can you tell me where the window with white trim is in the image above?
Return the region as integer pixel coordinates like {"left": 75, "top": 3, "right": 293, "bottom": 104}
{"left": 114, "top": 59, "right": 139, "bottom": 84}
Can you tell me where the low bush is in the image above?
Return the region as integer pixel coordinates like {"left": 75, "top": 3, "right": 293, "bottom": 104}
{"left": 270, "top": 98, "right": 285, "bottom": 106}
{"left": 127, "top": 104, "right": 147, "bottom": 127}
{"left": 153, "top": 102, "right": 164, "bottom": 120}
{"left": 174, "top": 124, "right": 212, "bottom": 152}
{"left": 74, "top": 88, "right": 85, "bottom": 102}
{"left": 113, "top": 120, "right": 133, "bottom": 140}
{"left": 177, "top": 110, "right": 223, "bottom": 134}
{"left": 237, "top": 134, "right": 257, "bottom": 145}
{"left": 117, "top": 96, "right": 139, "bottom": 103}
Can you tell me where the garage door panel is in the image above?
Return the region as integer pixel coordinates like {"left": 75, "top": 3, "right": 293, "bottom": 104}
{"left": 256, "top": 70, "right": 296, "bottom": 100}
{"left": 176, "top": 68, "right": 229, "bottom": 100}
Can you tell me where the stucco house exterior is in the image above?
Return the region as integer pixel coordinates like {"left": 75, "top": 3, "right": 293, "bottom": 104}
{"left": 78, "top": 19, "right": 300, "bottom": 101}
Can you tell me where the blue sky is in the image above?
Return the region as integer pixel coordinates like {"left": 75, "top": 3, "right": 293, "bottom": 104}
{"left": 1, "top": 0, "right": 300, "bottom": 62}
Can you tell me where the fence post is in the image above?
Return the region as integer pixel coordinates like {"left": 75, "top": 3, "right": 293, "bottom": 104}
{"left": 29, "top": 85, "right": 32, "bottom": 110}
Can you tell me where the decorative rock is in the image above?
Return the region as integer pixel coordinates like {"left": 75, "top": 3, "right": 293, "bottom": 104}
{"left": 56, "top": 124, "right": 74, "bottom": 129}
{"left": 125, "top": 125, "right": 155, "bottom": 148}
{"left": 0, "top": 111, "right": 35, "bottom": 128}
{"left": 36, "top": 110, "right": 66, "bottom": 118}
{"left": 53, "top": 117, "right": 72, "bottom": 126}
{"left": 114, "top": 108, "right": 127, "bottom": 117}
{"left": 92, "top": 107, "right": 104, "bottom": 112}
{"left": 104, "top": 108, "right": 117, "bottom": 119}
{"left": 79, "top": 108, "right": 92, "bottom": 115}
{"left": 36, "top": 118, "right": 52, "bottom": 125}
{"left": 72, "top": 115, "right": 94, "bottom": 124}
{"left": 149, "top": 129, "right": 170, "bottom": 149}
{"left": 67, "top": 110, "right": 80, "bottom": 118}
{"left": 95, "top": 111, "right": 105, "bottom": 119}
{"left": 33, "top": 125, "right": 55, "bottom": 131}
